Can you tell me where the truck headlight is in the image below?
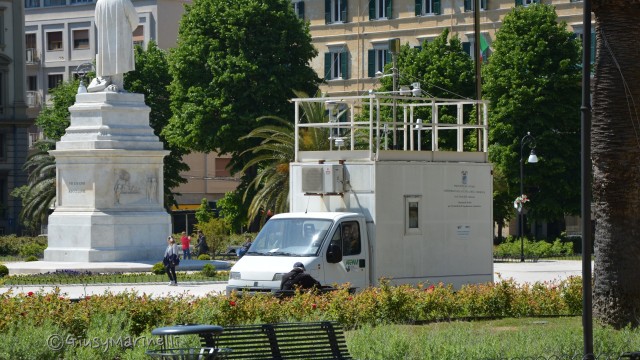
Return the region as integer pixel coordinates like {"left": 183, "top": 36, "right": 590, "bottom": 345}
{"left": 272, "top": 273, "right": 286, "bottom": 281}
{"left": 230, "top": 272, "right": 241, "bottom": 280}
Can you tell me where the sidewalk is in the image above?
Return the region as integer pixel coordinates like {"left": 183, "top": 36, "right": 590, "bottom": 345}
{"left": 1, "top": 259, "right": 586, "bottom": 299}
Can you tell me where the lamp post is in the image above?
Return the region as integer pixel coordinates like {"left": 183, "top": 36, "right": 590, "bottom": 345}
{"left": 519, "top": 132, "right": 538, "bottom": 262}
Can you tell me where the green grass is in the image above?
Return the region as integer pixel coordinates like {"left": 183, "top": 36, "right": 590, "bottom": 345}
{"left": 346, "top": 317, "right": 640, "bottom": 359}
{"left": 0, "top": 271, "right": 229, "bottom": 285}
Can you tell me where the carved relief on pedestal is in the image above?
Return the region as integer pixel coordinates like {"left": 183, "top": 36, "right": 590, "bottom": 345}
{"left": 113, "top": 169, "right": 140, "bottom": 205}
{"left": 146, "top": 176, "right": 158, "bottom": 202}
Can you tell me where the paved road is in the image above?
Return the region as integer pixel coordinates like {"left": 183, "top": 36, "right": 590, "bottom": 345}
{"left": 1, "top": 260, "right": 585, "bottom": 299}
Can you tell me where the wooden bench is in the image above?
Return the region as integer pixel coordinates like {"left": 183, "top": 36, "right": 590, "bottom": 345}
{"left": 199, "top": 321, "right": 353, "bottom": 360}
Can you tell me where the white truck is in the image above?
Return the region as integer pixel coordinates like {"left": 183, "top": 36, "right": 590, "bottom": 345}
{"left": 226, "top": 94, "right": 493, "bottom": 294}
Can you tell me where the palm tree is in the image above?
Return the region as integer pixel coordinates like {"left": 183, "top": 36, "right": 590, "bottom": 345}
{"left": 591, "top": 0, "right": 640, "bottom": 328}
{"left": 240, "top": 92, "right": 330, "bottom": 223}
{"left": 17, "top": 140, "right": 57, "bottom": 232}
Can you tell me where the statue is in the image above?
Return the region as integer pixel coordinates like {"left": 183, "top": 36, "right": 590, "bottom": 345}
{"left": 90, "top": 0, "right": 139, "bottom": 93}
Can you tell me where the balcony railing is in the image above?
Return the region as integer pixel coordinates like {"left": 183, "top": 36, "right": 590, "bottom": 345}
{"left": 29, "top": 132, "right": 44, "bottom": 148}
{"left": 26, "top": 91, "right": 41, "bottom": 108}
{"left": 26, "top": 48, "right": 39, "bottom": 64}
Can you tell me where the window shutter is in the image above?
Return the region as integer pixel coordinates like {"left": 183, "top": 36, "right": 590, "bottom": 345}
{"left": 368, "top": 49, "right": 375, "bottom": 78}
{"left": 386, "top": 0, "right": 393, "bottom": 19}
{"left": 340, "top": 51, "right": 349, "bottom": 79}
{"left": 415, "top": 0, "right": 422, "bottom": 16}
{"left": 385, "top": 50, "right": 392, "bottom": 65}
{"left": 462, "top": 42, "right": 471, "bottom": 57}
{"left": 325, "top": 0, "right": 331, "bottom": 23}
{"left": 341, "top": 0, "right": 348, "bottom": 22}
{"left": 464, "top": 0, "right": 471, "bottom": 12}
{"left": 414, "top": 45, "right": 423, "bottom": 51}
{"left": 515, "top": 0, "right": 522, "bottom": 6}
{"left": 433, "top": 0, "right": 441, "bottom": 14}
{"left": 369, "top": 0, "right": 376, "bottom": 19}
{"left": 482, "top": 0, "right": 487, "bottom": 10}
{"left": 325, "top": 52, "right": 332, "bottom": 80}
{"left": 298, "top": 1, "right": 305, "bottom": 19}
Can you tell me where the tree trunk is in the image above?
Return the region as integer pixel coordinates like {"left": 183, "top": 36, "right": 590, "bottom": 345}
{"left": 592, "top": 0, "right": 640, "bottom": 329}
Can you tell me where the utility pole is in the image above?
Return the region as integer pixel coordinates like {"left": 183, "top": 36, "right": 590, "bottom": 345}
{"left": 474, "top": 0, "right": 482, "bottom": 151}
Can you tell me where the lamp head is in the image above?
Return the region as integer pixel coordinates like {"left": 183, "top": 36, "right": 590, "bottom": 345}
{"left": 527, "top": 149, "right": 539, "bottom": 163}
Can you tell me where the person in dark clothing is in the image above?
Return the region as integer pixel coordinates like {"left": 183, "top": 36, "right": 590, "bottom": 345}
{"left": 196, "top": 230, "right": 208, "bottom": 256}
{"left": 280, "top": 262, "right": 321, "bottom": 291}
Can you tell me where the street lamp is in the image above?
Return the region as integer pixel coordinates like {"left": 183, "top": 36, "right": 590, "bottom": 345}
{"left": 519, "top": 132, "right": 539, "bottom": 262}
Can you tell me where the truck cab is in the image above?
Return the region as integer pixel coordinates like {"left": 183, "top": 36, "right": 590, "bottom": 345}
{"left": 226, "top": 212, "right": 370, "bottom": 294}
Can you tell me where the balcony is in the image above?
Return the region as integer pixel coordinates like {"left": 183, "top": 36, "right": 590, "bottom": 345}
{"left": 26, "top": 48, "right": 39, "bottom": 64}
{"left": 26, "top": 91, "right": 41, "bottom": 108}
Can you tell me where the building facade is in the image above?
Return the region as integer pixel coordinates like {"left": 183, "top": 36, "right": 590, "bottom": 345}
{"left": 0, "top": 0, "right": 30, "bottom": 235}
{"left": 297, "top": 0, "right": 587, "bottom": 95}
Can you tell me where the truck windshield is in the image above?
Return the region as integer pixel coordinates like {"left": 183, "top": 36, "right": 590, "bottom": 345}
{"left": 246, "top": 218, "right": 333, "bottom": 257}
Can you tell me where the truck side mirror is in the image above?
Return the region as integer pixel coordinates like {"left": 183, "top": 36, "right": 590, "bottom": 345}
{"left": 326, "top": 244, "right": 343, "bottom": 263}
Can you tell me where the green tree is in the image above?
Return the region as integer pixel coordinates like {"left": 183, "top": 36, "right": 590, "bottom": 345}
{"left": 197, "top": 217, "right": 231, "bottom": 257}
{"left": 164, "top": 0, "right": 320, "bottom": 163}
{"left": 10, "top": 140, "right": 57, "bottom": 232}
{"left": 125, "top": 41, "right": 188, "bottom": 208}
{"left": 35, "top": 79, "right": 79, "bottom": 139}
{"left": 195, "top": 197, "right": 214, "bottom": 224}
{"left": 591, "top": 0, "right": 640, "bottom": 328}
{"left": 217, "top": 191, "right": 247, "bottom": 233}
{"left": 376, "top": 29, "right": 475, "bottom": 150}
{"left": 483, "top": 4, "right": 581, "bottom": 226}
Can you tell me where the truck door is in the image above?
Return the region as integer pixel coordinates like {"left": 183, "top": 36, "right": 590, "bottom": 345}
{"left": 323, "top": 220, "right": 368, "bottom": 290}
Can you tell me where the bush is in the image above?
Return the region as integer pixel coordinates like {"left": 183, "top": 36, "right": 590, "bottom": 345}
{"left": 198, "top": 254, "right": 211, "bottom": 260}
{"left": 25, "top": 256, "right": 38, "bottom": 262}
{"left": 19, "top": 243, "right": 46, "bottom": 258}
{"left": 201, "top": 263, "right": 217, "bottom": 277}
{"left": 0, "top": 235, "right": 48, "bottom": 257}
{"left": 151, "top": 262, "right": 165, "bottom": 275}
{"left": 0, "top": 264, "right": 8, "bottom": 277}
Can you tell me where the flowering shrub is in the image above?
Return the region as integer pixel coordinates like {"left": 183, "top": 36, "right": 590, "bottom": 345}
{"left": 0, "top": 277, "right": 585, "bottom": 357}
{"left": 513, "top": 194, "right": 530, "bottom": 213}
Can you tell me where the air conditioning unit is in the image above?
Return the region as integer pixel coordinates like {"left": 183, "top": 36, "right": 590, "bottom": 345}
{"left": 301, "top": 164, "right": 344, "bottom": 194}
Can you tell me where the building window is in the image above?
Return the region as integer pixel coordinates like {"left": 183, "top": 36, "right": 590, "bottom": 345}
{"left": 325, "top": 0, "right": 347, "bottom": 24}
{"left": 44, "top": 0, "right": 66, "bottom": 6}
{"left": 48, "top": 74, "right": 63, "bottom": 90}
{"left": 215, "top": 158, "right": 232, "bottom": 178}
{"left": 25, "top": 0, "right": 41, "bottom": 8}
{"left": 133, "top": 26, "right": 144, "bottom": 48}
{"left": 26, "top": 34, "right": 37, "bottom": 62}
{"left": 71, "top": 0, "right": 94, "bottom": 3}
{"left": 47, "top": 31, "right": 63, "bottom": 51}
{"left": 415, "top": 0, "right": 440, "bottom": 15}
{"left": 324, "top": 49, "right": 349, "bottom": 80}
{"left": 73, "top": 29, "right": 90, "bottom": 50}
{"left": 293, "top": 1, "right": 305, "bottom": 20}
{"left": 515, "top": 0, "right": 539, "bottom": 5}
{"left": 0, "top": 9, "right": 4, "bottom": 47}
{"left": 405, "top": 195, "right": 422, "bottom": 234}
{"left": 464, "top": 0, "right": 486, "bottom": 11}
{"left": 27, "top": 76, "right": 38, "bottom": 91}
{"left": 369, "top": 0, "right": 391, "bottom": 20}
{"left": 367, "top": 47, "right": 390, "bottom": 77}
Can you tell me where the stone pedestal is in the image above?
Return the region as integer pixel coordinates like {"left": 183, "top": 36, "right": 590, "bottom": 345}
{"left": 44, "top": 92, "right": 171, "bottom": 262}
